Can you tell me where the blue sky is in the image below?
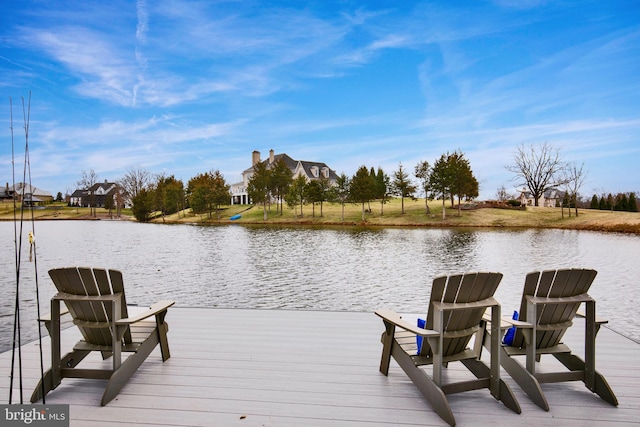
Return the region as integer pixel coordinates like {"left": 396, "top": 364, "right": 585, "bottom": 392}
{"left": 1, "top": 0, "right": 638, "bottom": 200}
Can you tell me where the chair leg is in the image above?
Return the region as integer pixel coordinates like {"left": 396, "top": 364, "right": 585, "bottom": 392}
{"left": 379, "top": 322, "right": 394, "bottom": 376}
{"left": 500, "top": 347, "right": 549, "bottom": 411}
{"left": 30, "top": 350, "right": 91, "bottom": 403}
{"left": 391, "top": 342, "right": 456, "bottom": 426}
{"left": 553, "top": 353, "right": 618, "bottom": 406}
{"left": 157, "top": 319, "right": 171, "bottom": 361}
{"left": 461, "top": 358, "right": 521, "bottom": 414}
{"left": 101, "top": 333, "right": 160, "bottom": 406}
{"left": 30, "top": 369, "right": 56, "bottom": 403}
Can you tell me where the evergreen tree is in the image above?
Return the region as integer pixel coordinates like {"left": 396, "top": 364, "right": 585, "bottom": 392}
{"left": 430, "top": 153, "right": 453, "bottom": 220}
{"left": 629, "top": 192, "right": 638, "bottom": 212}
{"left": 247, "top": 161, "right": 271, "bottom": 220}
{"left": 615, "top": 193, "right": 629, "bottom": 211}
{"left": 187, "top": 170, "right": 230, "bottom": 220}
{"left": 154, "top": 175, "right": 185, "bottom": 221}
{"left": 286, "top": 175, "right": 307, "bottom": 217}
{"left": 305, "top": 179, "right": 324, "bottom": 217}
{"left": 447, "top": 151, "right": 478, "bottom": 216}
{"left": 391, "top": 162, "right": 416, "bottom": 214}
{"left": 599, "top": 195, "right": 606, "bottom": 210}
{"left": 350, "top": 165, "right": 377, "bottom": 220}
{"left": 331, "top": 173, "right": 350, "bottom": 220}
{"left": 132, "top": 188, "right": 155, "bottom": 222}
{"left": 590, "top": 194, "right": 599, "bottom": 209}
{"left": 375, "top": 167, "right": 390, "bottom": 215}
{"left": 270, "top": 158, "right": 293, "bottom": 215}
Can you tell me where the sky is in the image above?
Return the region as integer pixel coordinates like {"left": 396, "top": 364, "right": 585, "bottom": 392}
{"left": 1, "top": 0, "right": 639, "bottom": 200}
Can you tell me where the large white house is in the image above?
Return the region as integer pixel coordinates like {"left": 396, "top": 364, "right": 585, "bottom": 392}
{"left": 230, "top": 149, "right": 338, "bottom": 205}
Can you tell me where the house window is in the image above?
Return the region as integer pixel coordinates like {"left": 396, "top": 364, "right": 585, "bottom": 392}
{"left": 322, "top": 167, "right": 329, "bottom": 178}
{"left": 310, "top": 166, "right": 319, "bottom": 178}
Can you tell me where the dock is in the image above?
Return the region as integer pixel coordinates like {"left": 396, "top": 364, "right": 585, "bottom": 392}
{"left": 2, "top": 308, "right": 639, "bottom": 426}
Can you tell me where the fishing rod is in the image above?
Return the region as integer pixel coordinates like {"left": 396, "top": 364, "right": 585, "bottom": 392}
{"left": 8, "top": 92, "right": 46, "bottom": 404}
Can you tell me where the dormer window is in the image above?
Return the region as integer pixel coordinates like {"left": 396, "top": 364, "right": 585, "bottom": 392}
{"left": 310, "top": 166, "right": 319, "bottom": 178}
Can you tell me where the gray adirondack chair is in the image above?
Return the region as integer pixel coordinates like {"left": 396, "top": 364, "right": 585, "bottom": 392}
{"left": 31, "top": 267, "right": 174, "bottom": 406}
{"left": 376, "top": 272, "right": 521, "bottom": 426}
{"left": 484, "top": 268, "right": 618, "bottom": 410}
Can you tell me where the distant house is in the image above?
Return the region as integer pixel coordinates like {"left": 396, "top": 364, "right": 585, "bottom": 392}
{"left": 69, "top": 189, "right": 89, "bottom": 206}
{"left": 230, "top": 149, "right": 339, "bottom": 205}
{"left": 72, "top": 181, "right": 121, "bottom": 208}
{"left": 519, "top": 188, "right": 564, "bottom": 207}
{"left": 1, "top": 182, "right": 53, "bottom": 205}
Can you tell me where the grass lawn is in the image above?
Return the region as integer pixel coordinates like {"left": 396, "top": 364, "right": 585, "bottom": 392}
{"left": 158, "top": 198, "right": 640, "bottom": 234}
{"left": 2, "top": 199, "right": 638, "bottom": 234}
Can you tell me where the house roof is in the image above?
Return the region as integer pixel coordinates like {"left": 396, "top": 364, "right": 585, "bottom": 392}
{"left": 297, "top": 160, "right": 339, "bottom": 180}
{"left": 71, "top": 189, "right": 88, "bottom": 198}
{"left": 243, "top": 152, "right": 338, "bottom": 180}
{"left": 5, "top": 182, "right": 52, "bottom": 197}
{"left": 88, "top": 181, "right": 118, "bottom": 192}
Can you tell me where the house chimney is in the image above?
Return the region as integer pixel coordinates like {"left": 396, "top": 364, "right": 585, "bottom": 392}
{"left": 269, "top": 149, "right": 275, "bottom": 164}
{"left": 252, "top": 150, "right": 261, "bottom": 165}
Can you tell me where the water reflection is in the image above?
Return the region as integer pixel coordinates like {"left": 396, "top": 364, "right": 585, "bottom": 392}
{"left": 1, "top": 221, "right": 639, "bottom": 352}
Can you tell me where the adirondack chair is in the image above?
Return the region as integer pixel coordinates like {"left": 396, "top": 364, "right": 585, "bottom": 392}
{"left": 30, "top": 267, "right": 175, "bottom": 406}
{"left": 376, "top": 272, "right": 521, "bottom": 426}
{"left": 483, "top": 268, "right": 618, "bottom": 410}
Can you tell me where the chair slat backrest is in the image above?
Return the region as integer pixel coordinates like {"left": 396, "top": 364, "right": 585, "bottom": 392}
{"left": 420, "top": 272, "right": 502, "bottom": 357}
{"left": 512, "top": 268, "right": 596, "bottom": 349}
{"left": 48, "top": 267, "right": 131, "bottom": 346}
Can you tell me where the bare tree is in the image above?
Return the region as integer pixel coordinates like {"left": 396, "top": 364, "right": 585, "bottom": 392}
{"left": 118, "top": 166, "right": 152, "bottom": 205}
{"left": 561, "top": 161, "right": 588, "bottom": 217}
{"left": 495, "top": 185, "right": 511, "bottom": 202}
{"left": 77, "top": 169, "right": 98, "bottom": 216}
{"left": 506, "top": 142, "right": 565, "bottom": 207}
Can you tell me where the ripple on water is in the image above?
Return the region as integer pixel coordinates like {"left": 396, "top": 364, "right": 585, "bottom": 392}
{"left": 2, "top": 221, "right": 639, "bottom": 352}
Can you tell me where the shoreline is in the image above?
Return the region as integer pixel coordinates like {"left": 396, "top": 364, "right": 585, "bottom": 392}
{"left": 3, "top": 200, "right": 640, "bottom": 234}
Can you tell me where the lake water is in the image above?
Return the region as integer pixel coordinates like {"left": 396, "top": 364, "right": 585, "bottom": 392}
{"left": 2, "top": 220, "right": 640, "bottom": 352}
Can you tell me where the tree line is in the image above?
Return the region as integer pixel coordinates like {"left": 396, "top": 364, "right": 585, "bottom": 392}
{"left": 589, "top": 192, "right": 638, "bottom": 212}
{"left": 73, "top": 142, "right": 635, "bottom": 222}
{"left": 75, "top": 167, "right": 230, "bottom": 222}
{"left": 246, "top": 150, "right": 478, "bottom": 221}
{"left": 73, "top": 150, "right": 479, "bottom": 223}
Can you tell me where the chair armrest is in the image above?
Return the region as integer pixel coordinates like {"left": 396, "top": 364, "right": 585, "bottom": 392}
{"left": 576, "top": 310, "right": 608, "bottom": 325}
{"left": 375, "top": 309, "right": 439, "bottom": 337}
{"left": 116, "top": 300, "right": 175, "bottom": 325}
{"left": 526, "top": 293, "right": 593, "bottom": 306}
{"left": 38, "top": 305, "right": 70, "bottom": 322}
{"left": 482, "top": 310, "right": 533, "bottom": 329}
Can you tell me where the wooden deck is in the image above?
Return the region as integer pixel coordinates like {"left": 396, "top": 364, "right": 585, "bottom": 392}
{"left": 2, "top": 308, "right": 639, "bottom": 426}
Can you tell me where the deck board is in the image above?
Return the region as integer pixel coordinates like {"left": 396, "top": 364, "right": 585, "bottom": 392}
{"left": 2, "top": 308, "right": 639, "bottom": 426}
